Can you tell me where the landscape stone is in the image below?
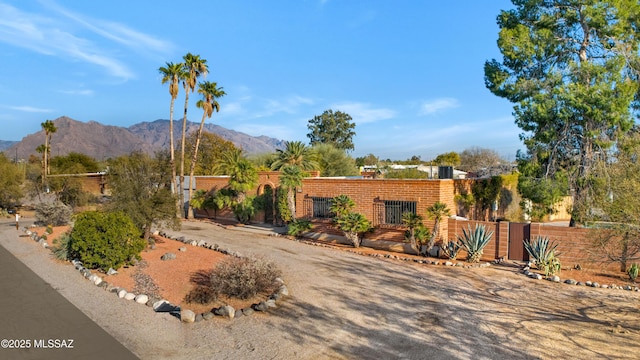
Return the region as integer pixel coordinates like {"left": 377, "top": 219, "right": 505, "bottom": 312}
{"left": 278, "top": 285, "right": 289, "bottom": 296}
{"left": 135, "top": 294, "right": 149, "bottom": 304}
{"left": 551, "top": 276, "right": 560, "bottom": 283}
{"left": 266, "top": 299, "right": 277, "bottom": 309}
{"left": 241, "top": 308, "right": 255, "bottom": 316}
{"left": 195, "top": 314, "right": 203, "bottom": 322}
{"left": 220, "top": 305, "right": 235, "bottom": 318}
{"left": 107, "top": 268, "right": 118, "bottom": 275}
{"left": 124, "top": 292, "right": 136, "bottom": 300}
{"left": 565, "top": 279, "right": 577, "bottom": 285}
{"left": 161, "top": 252, "right": 177, "bottom": 261}
{"left": 592, "top": 282, "right": 600, "bottom": 288}
{"left": 253, "top": 301, "right": 268, "bottom": 312}
{"left": 153, "top": 300, "right": 177, "bottom": 312}
{"left": 202, "top": 312, "right": 215, "bottom": 320}
{"left": 445, "top": 261, "right": 453, "bottom": 266}
{"left": 181, "top": 309, "right": 196, "bottom": 323}
{"left": 117, "top": 289, "right": 128, "bottom": 299}
{"left": 93, "top": 277, "right": 103, "bottom": 286}
{"left": 178, "top": 247, "right": 187, "bottom": 252}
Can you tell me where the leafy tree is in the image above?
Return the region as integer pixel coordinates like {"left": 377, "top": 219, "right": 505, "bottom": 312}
{"left": 48, "top": 152, "right": 101, "bottom": 207}
{"left": 179, "top": 53, "right": 208, "bottom": 218}
{"left": 355, "top": 153, "right": 379, "bottom": 167}
{"left": 0, "top": 153, "right": 23, "bottom": 209}
{"left": 248, "top": 152, "right": 278, "bottom": 171}
{"left": 484, "top": 0, "right": 640, "bottom": 225}
{"left": 159, "top": 61, "right": 186, "bottom": 200}
{"left": 425, "top": 201, "right": 451, "bottom": 253}
{"left": 187, "top": 81, "right": 225, "bottom": 218}
{"left": 271, "top": 141, "right": 318, "bottom": 171}
{"left": 69, "top": 211, "right": 145, "bottom": 271}
{"left": 181, "top": 132, "right": 238, "bottom": 175}
{"left": 107, "top": 152, "right": 179, "bottom": 241}
{"left": 34, "top": 201, "right": 72, "bottom": 226}
{"left": 432, "top": 152, "right": 460, "bottom": 166}
{"left": 312, "top": 143, "right": 359, "bottom": 177}
{"left": 50, "top": 152, "right": 100, "bottom": 173}
{"left": 307, "top": 109, "right": 356, "bottom": 151}
{"left": 472, "top": 176, "right": 503, "bottom": 221}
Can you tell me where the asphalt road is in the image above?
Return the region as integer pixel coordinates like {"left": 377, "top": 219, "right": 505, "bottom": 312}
{"left": 0, "top": 220, "right": 138, "bottom": 360}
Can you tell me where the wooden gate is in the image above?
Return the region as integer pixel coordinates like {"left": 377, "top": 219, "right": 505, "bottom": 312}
{"left": 508, "top": 223, "right": 530, "bottom": 261}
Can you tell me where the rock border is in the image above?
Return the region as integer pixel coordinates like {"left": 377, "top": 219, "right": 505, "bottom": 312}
{"left": 22, "top": 228, "right": 289, "bottom": 324}
{"left": 520, "top": 263, "right": 640, "bottom": 292}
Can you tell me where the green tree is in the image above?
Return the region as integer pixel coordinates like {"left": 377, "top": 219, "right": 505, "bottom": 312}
{"left": 472, "top": 176, "right": 503, "bottom": 221}
{"left": 355, "top": 153, "right": 379, "bottom": 167}
{"left": 179, "top": 53, "right": 208, "bottom": 218}
{"left": 484, "top": 0, "right": 640, "bottom": 225}
{"left": 432, "top": 152, "right": 460, "bottom": 166}
{"left": 335, "top": 212, "right": 371, "bottom": 248}
{"left": 329, "top": 194, "right": 355, "bottom": 218}
{"left": 312, "top": 143, "right": 359, "bottom": 177}
{"left": 307, "top": 109, "right": 356, "bottom": 151}
{"left": 159, "top": 61, "right": 186, "bottom": 201}
{"left": 0, "top": 153, "right": 23, "bottom": 209}
{"left": 107, "top": 152, "right": 179, "bottom": 241}
{"left": 50, "top": 152, "right": 100, "bottom": 173}
{"left": 271, "top": 141, "right": 318, "bottom": 171}
{"left": 187, "top": 81, "right": 225, "bottom": 219}
{"left": 182, "top": 132, "right": 238, "bottom": 175}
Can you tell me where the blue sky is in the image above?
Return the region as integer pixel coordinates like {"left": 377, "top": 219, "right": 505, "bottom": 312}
{"left": 0, "top": 0, "right": 521, "bottom": 160}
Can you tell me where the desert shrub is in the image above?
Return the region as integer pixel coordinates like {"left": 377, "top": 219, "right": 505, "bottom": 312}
{"left": 52, "top": 232, "right": 72, "bottom": 261}
{"left": 46, "top": 225, "right": 54, "bottom": 234}
{"left": 287, "top": 219, "right": 312, "bottom": 237}
{"left": 35, "top": 201, "right": 72, "bottom": 226}
{"left": 69, "top": 211, "right": 145, "bottom": 271}
{"left": 524, "top": 236, "right": 562, "bottom": 276}
{"left": 186, "top": 256, "right": 282, "bottom": 303}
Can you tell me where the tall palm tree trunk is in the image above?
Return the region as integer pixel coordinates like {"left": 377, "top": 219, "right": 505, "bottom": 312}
{"left": 179, "top": 90, "right": 191, "bottom": 218}
{"left": 169, "top": 98, "right": 177, "bottom": 200}
{"left": 187, "top": 112, "right": 208, "bottom": 219}
{"left": 287, "top": 188, "right": 296, "bottom": 220}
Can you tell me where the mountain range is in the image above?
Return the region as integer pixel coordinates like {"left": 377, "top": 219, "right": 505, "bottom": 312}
{"left": 1, "top": 116, "right": 286, "bottom": 161}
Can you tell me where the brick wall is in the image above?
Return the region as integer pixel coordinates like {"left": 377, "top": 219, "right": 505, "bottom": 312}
{"left": 447, "top": 219, "right": 509, "bottom": 262}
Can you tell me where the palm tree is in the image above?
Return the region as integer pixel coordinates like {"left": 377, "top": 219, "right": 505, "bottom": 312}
{"left": 159, "top": 61, "right": 185, "bottom": 200}
{"left": 329, "top": 194, "right": 355, "bottom": 218}
{"left": 40, "top": 120, "right": 57, "bottom": 183}
{"left": 335, "top": 212, "right": 371, "bottom": 248}
{"left": 402, "top": 212, "right": 424, "bottom": 255}
{"left": 271, "top": 141, "right": 318, "bottom": 171}
{"left": 179, "top": 53, "right": 208, "bottom": 217}
{"left": 278, "top": 165, "right": 306, "bottom": 221}
{"left": 425, "top": 201, "right": 451, "bottom": 254}
{"left": 219, "top": 149, "right": 258, "bottom": 204}
{"left": 187, "top": 81, "right": 225, "bottom": 218}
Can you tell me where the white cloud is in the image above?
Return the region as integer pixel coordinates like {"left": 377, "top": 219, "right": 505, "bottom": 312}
{"left": 58, "top": 89, "right": 94, "bottom": 96}
{"left": 4, "top": 105, "right": 54, "bottom": 113}
{"left": 419, "top": 98, "right": 460, "bottom": 115}
{"left": 330, "top": 102, "right": 396, "bottom": 124}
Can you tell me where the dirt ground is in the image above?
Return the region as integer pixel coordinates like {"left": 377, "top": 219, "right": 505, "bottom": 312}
{"left": 11, "top": 219, "right": 640, "bottom": 359}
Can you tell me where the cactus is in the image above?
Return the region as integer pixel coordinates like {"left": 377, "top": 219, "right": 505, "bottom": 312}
{"left": 628, "top": 263, "right": 639, "bottom": 282}
{"left": 457, "top": 224, "right": 494, "bottom": 263}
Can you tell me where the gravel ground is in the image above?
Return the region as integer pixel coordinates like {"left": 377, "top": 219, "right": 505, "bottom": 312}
{"left": 2, "top": 217, "right": 639, "bottom": 360}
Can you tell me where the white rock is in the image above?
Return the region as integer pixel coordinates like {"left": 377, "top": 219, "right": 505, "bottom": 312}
{"left": 117, "top": 289, "right": 127, "bottom": 299}
{"left": 181, "top": 309, "right": 196, "bottom": 323}
{"left": 124, "top": 292, "right": 136, "bottom": 300}
{"left": 93, "top": 277, "right": 103, "bottom": 286}
{"left": 135, "top": 294, "right": 149, "bottom": 304}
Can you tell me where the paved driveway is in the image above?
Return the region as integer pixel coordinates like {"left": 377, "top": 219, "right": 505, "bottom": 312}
{"left": 2, "top": 218, "right": 639, "bottom": 359}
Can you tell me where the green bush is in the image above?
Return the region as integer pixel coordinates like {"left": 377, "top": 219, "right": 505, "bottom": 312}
{"left": 185, "top": 256, "right": 282, "bottom": 303}
{"left": 69, "top": 211, "right": 145, "bottom": 271}
{"left": 287, "top": 219, "right": 312, "bottom": 237}
{"left": 35, "top": 201, "right": 72, "bottom": 226}
{"left": 628, "top": 263, "right": 639, "bottom": 282}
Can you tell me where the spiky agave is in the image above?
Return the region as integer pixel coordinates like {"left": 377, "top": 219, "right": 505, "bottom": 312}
{"left": 457, "top": 224, "right": 494, "bottom": 263}
{"left": 523, "top": 236, "right": 561, "bottom": 276}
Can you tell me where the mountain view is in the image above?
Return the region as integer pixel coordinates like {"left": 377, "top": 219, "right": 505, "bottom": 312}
{"left": 2, "top": 116, "right": 286, "bottom": 161}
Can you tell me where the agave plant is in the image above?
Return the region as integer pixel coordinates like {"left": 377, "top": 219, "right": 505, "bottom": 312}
{"left": 523, "top": 236, "right": 561, "bottom": 277}
{"left": 441, "top": 240, "right": 463, "bottom": 260}
{"left": 628, "top": 263, "right": 639, "bottom": 283}
{"left": 457, "top": 224, "right": 494, "bottom": 263}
